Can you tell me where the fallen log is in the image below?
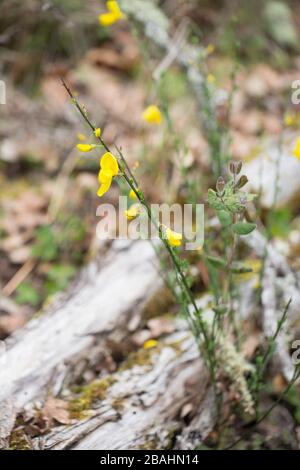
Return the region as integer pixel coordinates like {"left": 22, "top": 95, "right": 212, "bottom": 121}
{"left": 37, "top": 331, "right": 213, "bottom": 450}
{"left": 0, "top": 239, "right": 216, "bottom": 450}
{"left": 0, "top": 240, "right": 160, "bottom": 410}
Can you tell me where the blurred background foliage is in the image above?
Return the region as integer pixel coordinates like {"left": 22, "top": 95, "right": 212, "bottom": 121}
{"left": 0, "top": 0, "right": 299, "bottom": 330}
{"left": 1, "top": 0, "right": 299, "bottom": 92}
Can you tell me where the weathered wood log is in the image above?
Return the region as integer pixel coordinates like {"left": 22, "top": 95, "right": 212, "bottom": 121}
{"left": 243, "top": 132, "right": 300, "bottom": 209}
{"left": 0, "top": 240, "right": 160, "bottom": 410}
{"left": 0, "top": 239, "right": 216, "bottom": 450}
{"left": 37, "top": 331, "right": 213, "bottom": 450}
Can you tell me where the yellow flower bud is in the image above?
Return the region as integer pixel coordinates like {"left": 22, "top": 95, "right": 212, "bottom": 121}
{"left": 143, "top": 339, "right": 158, "bottom": 349}
{"left": 99, "top": 13, "right": 117, "bottom": 26}
{"left": 293, "top": 137, "right": 300, "bottom": 161}
{"left": 165, "top": 227, "right": 182, "bottom": 247}
{"left": 129, "top": 189, "right": 137, "bottom": 200}
{"left": 142, "top": 105, "right": 162, "bottom": 125}
{"left": 77, "top": 144, "right": 96, "bottom": 152}
{"left": 205, "top": 44, "right": 215, "bottom": 55}
{"left": 124, "top": 204, "right": 140, "bottom": 220}
{"left": 284, "top": 114, "right": 294, "bottom": 127}
{"left": 99, "top": 1, "right": 124, "bottom": 26}
{"left": 207, "top": 74, "right": 216, "bottom": 84}
{"left": 94, "top": 128, "right": 101, "bottom": 138}
{"left": 107, "top": 1, "right": 123, "bottom": 19}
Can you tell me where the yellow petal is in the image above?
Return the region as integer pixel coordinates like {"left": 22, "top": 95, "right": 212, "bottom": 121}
{"left": 124, "top": 204, "right": 140, "bottom": 220}
{"left": 94, "top": 128, "right": 101, "bottom": 138}
{"left": 107, "top": 1, "right": 124, "bottom": 18}
{"left": 129, "top": 189, "right": 137, "bottom": 200}
{"left": 165, "top": 227, "right": 182, "bottom": 247}
{"left": 207, "top": 74, "right": 216, "bottom": 84}
{"left": 77, "top": 144, "right": 96, "bottom": 152}
{"left": 284, "top": 114, "right": 294, "bottom": 126}
{"left": 142, "top": 105, "right": 162, "bottom": 125}
{"left": 97, "top": 178, "right": 112, "bottom": 197}
{"left": 293, "top": 138, "right": 300, "bottom": 160}
{"left": 205, "top": 44, "right": 215, "bottom": 55}
{"left": 99, "top": 12, "right": 118, "bottom": 26}
{"left": 143, "top": 339, "right": 158, "bottom": 349}
{"left": 98, "top": 168, "right": 113, "bottom": 184}
{"left": 100, "top": 152, "right": 119, "bottom": 176}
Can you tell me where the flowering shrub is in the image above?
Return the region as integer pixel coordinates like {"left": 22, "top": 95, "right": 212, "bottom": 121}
{"left": 61, "top": 0, "right": 300, "bottom": 447}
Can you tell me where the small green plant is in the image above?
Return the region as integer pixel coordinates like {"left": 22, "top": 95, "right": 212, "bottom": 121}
{"left": 44, "top": 264, "right": 76, "bottom": 296}
{"left": 59, "top": 0, "right": 300, "bottom": 447}
{"left": 15, "top": 281, "right": 40, "bottom": 307}
{"left": 63, "top": 77, "right": 261, "bottom": 417}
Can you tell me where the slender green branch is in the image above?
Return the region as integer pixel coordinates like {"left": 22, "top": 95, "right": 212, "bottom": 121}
{"left": 61, "top": 78, "right": 217, "bottom": 389}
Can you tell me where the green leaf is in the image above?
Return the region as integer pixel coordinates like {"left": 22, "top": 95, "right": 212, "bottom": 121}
{"left": 15, "top": 282, "right": 40, "bottom": 307}
{"left": 232, "top": 222, "right": 257, "bottom": 235}
{"left": 44, "top": 264, "right": 76, "bottom": 295}
{"left": 264, "top": 1, "right": 298, "bottom": 48}
{"left": 32, "top": 225, "right": 59, "bottom": 261}
{"left": 217, "top": 210, "right": 232, "bottom": 227}
{"left": 206, "top": 256, "right": 227, "bottom": 270}
{"left": 207, "top": 256, "right": 253, "bottom": 274}
{"left": 244, "top": 193, "right": 257, "bottom": 202}
{"left": 207, "top": 189, "right": 224, "bottom": 211}
{"left": 267, "top": 208, "right": 292, "bottom": 238}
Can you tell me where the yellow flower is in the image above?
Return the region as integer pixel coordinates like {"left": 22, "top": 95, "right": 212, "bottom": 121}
{"left": 107, "top": 0, "right": 123, "bottom": 18}
{"left": 129, "top": 189, "right": 137, "bottom": 200}
{"left": 94, "top": 128, "right": 101, "bottom": 138}
{"left": 142, "top": 105, "right": 162, "bottom": 125}
{"left": 99, "top": 1, "right": 124, "bottom": 26}
{"left": 97, "top": 152, "right": 119, "bottom": 197}
{"left": 99, "top": 13, "right": 117, "bottom": 26}
{"left": 124, "top": 204, "right": 140, "bottom": 220}
{"left": 207, "top": 73, "right": 216, "bottom": 84}
{"left": 205, "top": 44, "right": 215, "bottom": 55}
{"left": 77, "top": 144, "right": 96, "bottom": 152}
{"left": 293, "top": 137, "right": 300, "bottom": 161}
{"left": 165, "top": 227, "right": 182, "bottom": 247}
{"left": 284, "top": 114, "right": 294, "bottom": 126}
{"left": 98, "top": 170, "right": 113, "bottom": 197}
{"left": 143, "top": 339, "right": 158, "bottom": 349}
{"left": 77, "top": 133, "right": 86, "bottom": 141}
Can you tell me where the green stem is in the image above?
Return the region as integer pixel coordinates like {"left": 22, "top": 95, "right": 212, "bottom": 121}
{"left": 61, "top": 79, "right": 218, "bottom": 392}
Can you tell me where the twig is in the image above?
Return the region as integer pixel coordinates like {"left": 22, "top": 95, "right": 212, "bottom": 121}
{"left": 2, "top": 259, "right": 36, "bottom": 297}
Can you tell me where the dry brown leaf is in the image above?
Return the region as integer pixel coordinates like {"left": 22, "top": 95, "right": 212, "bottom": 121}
{"left": 272, "top": 374, "right": 286, "bottom": 394}
{"left": 1, "top": 234, "right": 27, "bottom": 252}
{"left": 43, "top": 397, "right": 71, "bottom": 425}
{"left": 232, "top": 110, "right": 263, "bottom": 135}
{"left": 242, "top": 334, "right": 260, "bottom": 359}
{"left": 0, "top": 312, "right": 28, "bottom": 338}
